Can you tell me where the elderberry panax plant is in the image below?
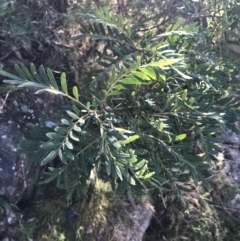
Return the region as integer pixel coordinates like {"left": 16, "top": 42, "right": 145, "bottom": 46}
{"left": 1, "top": 7, "right": 240, "bottom": 204}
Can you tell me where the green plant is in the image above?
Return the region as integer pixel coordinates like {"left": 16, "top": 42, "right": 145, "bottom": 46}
{"left": 1, "top": 7, "right": 240, "bottom": 204}
{"left": 0, "top": 0, "right": 15, "bottom": 16}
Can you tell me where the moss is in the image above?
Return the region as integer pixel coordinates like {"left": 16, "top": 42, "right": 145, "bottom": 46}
{"left": 17, "top": 176, "right": 240, "bottom": 241}
{"left": 18, "top": 180, "right": 136, "bottom": 241}
{"left": 145, "top": 180, "right": 240, "bottom": 241}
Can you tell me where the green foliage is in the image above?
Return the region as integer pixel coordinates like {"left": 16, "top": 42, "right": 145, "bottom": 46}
{"left": 1, "top": 6, "right": 240, "bottom": 203}
{"left": 0, "top": 0, "right": 15, "bottom": 16}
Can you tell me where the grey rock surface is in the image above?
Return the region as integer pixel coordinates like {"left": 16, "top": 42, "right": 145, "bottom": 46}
{"left": 0, "top": 197, "right": 19, "bottom": 240}
{"left": 0, "top": 218, "right": 7, "bottom": 238}
{"left": 113, "top": 202, "right": 154, "bottom": 241}
{"left": 0, "top": 87, "right": 66, "bottom": 204}
{"left": 0, "top": 87, "right": 66, "bottom": 238}
{"left": 0, "top": 116, "right": 32, "bottom": 203}
{"left": 220, "top": 125, "right": 240, "bottom": 187}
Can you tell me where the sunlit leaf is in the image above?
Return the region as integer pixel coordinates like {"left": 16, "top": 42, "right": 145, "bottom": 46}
{"left": 66, "top": 110, "right": 79, "bottom": 120}
{"left": 126, "top": 24, "right": 132, "bottom": 38}
{"left": 70, "top": 131, "right": 79, "bottom": 141}
{"left": 175, "top": 134, "right": 186, "bottom": 141}
{"left": 158, "top": 122, "right": 164, "bottom": 131}
{"left": 132, "top": 71, "right": 151, "bottom": 81}
{"left": 73, "top": 86, "right": 79, "bottom": 100}
{"left": 119, "top": 135, "right": 139, "bottom": 145}
{"left": 107, "top": 135, "right": 121, "bottom": 149}
{"left": 141, "top": 172, "right": 155, "bottom": 179}
{"left": 61, "top": 119, "right": 70, "bottom": 125}
{"left": 61, "top": 72, "right": 68, "bottom": 94}
{"left": 109, "top": 90, "right": 121, "bottom": 96}
{"left": 120, "top": 78, "right": 143, "bottom": 85}
{"left": 140, "top": 67, "right": 157, "bottom": 79}
{"left": 65, "top": 137, "right": 73, "bottom": 149}
{"left": 115, "top": 164, "right": 123, "bottom": 180}
{"left": 147, "top": 58, "right": 183, "bottom": 67}
{"left": 113, "top": 84, "right": 126, "bottom": 90}
{"left": 73, "top": 125, "right": 81, "bottom": 132}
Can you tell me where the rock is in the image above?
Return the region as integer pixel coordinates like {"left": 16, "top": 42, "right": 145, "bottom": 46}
{"left": 220, "top": 124, "right": 240, "bottom": 146}
{"left": 0, "top": 87, "right": 67, "bottom": 238}
{"left": 4, "top": 204, "right": 17, "bottom": 226}
{"left": 219, "top": 125, "right": 240, "bottom": 187}
{"left": 0, "top": 219, "right": 7, "bottom": 238}
{"left": 112, "top": 202, "right": 154, "bottom": 241}
{"left": 0, "top": 197, "right": 19, "bottom": 240}
{"left": 0, "top": 87, "right": 66, "bottom": 204}
{"left": 0, "top": 116, "right": 33, "bottom": 203}
{"left": 218, "top": 124, "right": 240, "bottom": 211}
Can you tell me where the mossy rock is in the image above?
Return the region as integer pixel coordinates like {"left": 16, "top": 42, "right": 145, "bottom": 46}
{"left": 19, "top": 180, "right": 153, "bottom": 241}
{"left": 145, "top": 182, "right": 240, "bottom": 241}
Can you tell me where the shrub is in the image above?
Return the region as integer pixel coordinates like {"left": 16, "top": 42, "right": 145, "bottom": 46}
{"left": 1, "top": 7, "right": 240, "bottom": 204}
